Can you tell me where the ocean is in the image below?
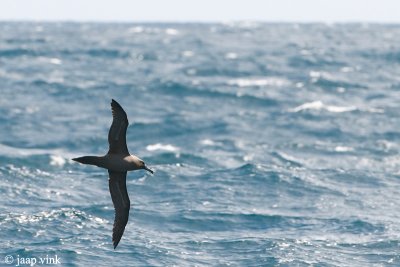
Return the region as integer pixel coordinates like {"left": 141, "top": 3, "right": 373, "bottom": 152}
{"left": 0, "top": 22, "right": 400, "bottom": 266}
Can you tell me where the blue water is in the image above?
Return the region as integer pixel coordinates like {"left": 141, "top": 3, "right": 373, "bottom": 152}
{"left": 1, "top": 22, "right": 400, "bottom": 266}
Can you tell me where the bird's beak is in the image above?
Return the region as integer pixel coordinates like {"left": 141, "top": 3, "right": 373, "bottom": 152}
{"left": 144, "top": 165, "right": 154, "bottom": 174}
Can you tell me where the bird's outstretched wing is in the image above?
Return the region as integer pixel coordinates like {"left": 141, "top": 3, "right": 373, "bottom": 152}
{"left": 108, "top": 170, "right": 130, "bottom": 249}
{"left": 108, "top": 99, "right": 129, "bottom": 154}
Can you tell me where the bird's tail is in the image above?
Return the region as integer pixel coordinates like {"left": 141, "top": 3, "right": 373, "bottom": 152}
{"left": 72, "top": 156, "right": 102, "bottom": 167}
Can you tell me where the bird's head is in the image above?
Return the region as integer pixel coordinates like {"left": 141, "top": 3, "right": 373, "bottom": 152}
{"left": 139, "top": 159, "right": 154, "bottom": 174}
{"left": 130, "top": 155, "right": 153, "bottom": 174}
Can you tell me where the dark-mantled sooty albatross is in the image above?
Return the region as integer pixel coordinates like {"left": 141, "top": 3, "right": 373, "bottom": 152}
{"left": 72, "top": 99, "right": 153, "bottom": 249}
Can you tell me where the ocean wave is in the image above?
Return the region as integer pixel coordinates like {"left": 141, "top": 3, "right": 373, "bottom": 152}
{"left": 0, "top": 208, "right": 108, "bottom": 231}
{"left": 290, "top": 100, "right": 384, "bottom": 114}
{"left": 146, "top": 143, "right": 179, "bottom": 152}
{"left": 55, "top": 48, "right": 130, "bottom": 59}
{"left": 290, "top": 101, "right": 357, "bottom": 113}
{"left": 5, "top": 37, "right": 48, "bottom": 44}
{"left": 0, "top": 144, "right": 75, "bottom": 162}
{"left": 141, "top": 209, "right": 306, "bottom": 232}
{"left": 0, "top": 48, "right": 41, "bottom": 57}
{"left": 1, "top": 22, "right": 400, "bottom": 266}
{"left": 306, "top": 70, "right": 367, "bottom": 89}
{"left": 288, "top": 54, "right": 345, "bottom": 68}
{"left": 227, "top": 77, "right": 290, "bottom": 87}
{"left": 155, "top": 81, "right": 278, "bottom": 106}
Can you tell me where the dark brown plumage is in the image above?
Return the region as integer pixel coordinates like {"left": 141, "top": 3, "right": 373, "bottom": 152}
{"left": 108, "top": 170, "right": 130, "bottom": 249}
{"left": 108, "top": 99, "right": 129, "bottom": 155}
{"left": 72, "top": 99, "right": 154, "bottom": 249}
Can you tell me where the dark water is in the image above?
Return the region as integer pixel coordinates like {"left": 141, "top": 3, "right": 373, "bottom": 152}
{"left": 1, "top": 22, "right": 400, "bottom": 266}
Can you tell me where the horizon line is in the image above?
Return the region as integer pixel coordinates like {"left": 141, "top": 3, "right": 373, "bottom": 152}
{"left": 1, "top": 19, "right": 400, "bottom": 25}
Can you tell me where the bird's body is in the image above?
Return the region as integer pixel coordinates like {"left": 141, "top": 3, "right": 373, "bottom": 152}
{"left": 104, "top": 154, "right": 144, "bottom": 172}
{"left": 72, "top": 99, "right": 153, "bottom": 249}
{"left": 74, "top": 154, "right": 145, "bottom": 172}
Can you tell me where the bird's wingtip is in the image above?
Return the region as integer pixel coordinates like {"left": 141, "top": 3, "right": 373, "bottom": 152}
{"left": 111, "top": 99, "right": 123, "bottom": 108}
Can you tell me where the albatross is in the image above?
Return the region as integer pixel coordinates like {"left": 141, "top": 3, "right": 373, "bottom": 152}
{"left": 72, "top": 99, "right": 153, "bottom": 249}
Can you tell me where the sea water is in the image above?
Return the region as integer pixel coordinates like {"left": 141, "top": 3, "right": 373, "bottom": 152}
{"left": 0, "top": 22, "right": 400, "bottom": 266}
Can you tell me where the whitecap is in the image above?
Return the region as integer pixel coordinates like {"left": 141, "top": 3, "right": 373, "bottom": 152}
{"left": 276, "top": 151, "right": 303, "bottom": 165}
{"left": 3, "top": 208, "right": 108, "bottom": 225}
{"left": 49, "top": 58, "right": 62, "bottom": 65}
{"left": 191, "top": 79, "right": 200, "bottom": 85}
{"left": 166, "top": 28, "right": 179, "bottom": 35}
{"left": 225, "top": 52, "right": 238, "bottom": 59}
{"left": 34, "top": 230, "right": 45, "bottom": 237}
{"left": 200, "top": 139, "right": 215, "bottom": 146}
{"left": 337, "top": 87, "right": 346, "bottom": 93}
{"left": 146, "top": 143, "right": 179, "bottom": 152}
{"left": 222, "top": 21, "right": 260, "bottom": 29}
{"left": 129, "top": 26, "right": 144, "bottom": 33}
{"left": 334, "top": 146, "right": 354, "bottom": 152}
{"left": 340, "top": 66, "right": 354, "bottom": 73}
{"left": 243, "top": 154, "right": 254, "bottom": 161}
{"left": 309, "top": 70, "right": 335, "bottom": 83}
{"left": 300, "top": 49, "right": 312, "bottom": 56}
{"left": 50, "top": 155, "right": 66, "bottom": 167}
{"left": 2, "top": 164, "right": 51, "bottom": 178}
{"left": 325, "top": 105, "right": 357, "bottom": 113}
{"left": 290, "top": 101, "right": 357, "bottom": 113}
{"left": 182, "top": 50, "right": 194, "bottom": 57}
{"left": 309, "top": 71, "right": 322, "bottom": 78}
{"left": 227, "top": 77, "right": 290, "bottom": 87}
{"left": 291, "top": 101, "right": 324, "bottom": 112}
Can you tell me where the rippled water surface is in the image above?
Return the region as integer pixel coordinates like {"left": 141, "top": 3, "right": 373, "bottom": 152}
{"left": 1, "top": 22, "right": 400, "bottom": 266}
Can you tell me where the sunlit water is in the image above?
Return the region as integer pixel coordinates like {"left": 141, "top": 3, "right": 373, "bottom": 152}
{"left": 1, "top": 22, "right": 400, "bottom": 266}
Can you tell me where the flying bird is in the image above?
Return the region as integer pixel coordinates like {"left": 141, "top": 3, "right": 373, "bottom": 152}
{"left": 72, "top": 99, "right": 153, "bottom": 249}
